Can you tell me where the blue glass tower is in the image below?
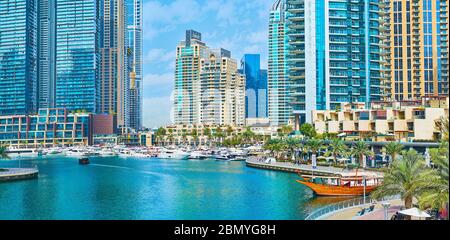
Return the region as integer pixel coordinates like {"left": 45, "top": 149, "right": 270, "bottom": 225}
{"left": 55, "top": 0, "right": 100, "bottom": 113}
{"left": 0, "top": 0, "right": 37, "bottom": 115}
{"left": 241, "top": 54, "right": 268, "bottom": 119}
{"left": 280, "top": 0, "right": 381, "bottom": 127}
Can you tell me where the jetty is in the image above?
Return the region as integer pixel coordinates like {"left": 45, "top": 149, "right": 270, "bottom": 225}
{"left": 246, "top": 157, "right": 382, "bottom": 178}
{"left": 0, "top": 168, "right": 39, "bottom": 182}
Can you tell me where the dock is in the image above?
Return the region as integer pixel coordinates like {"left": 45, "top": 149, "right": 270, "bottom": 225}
{"left": 0, "top": 168, "right": 39, "bottom": 182}
{"left": 246, "top": 157, "right": 383, "bottom": 178}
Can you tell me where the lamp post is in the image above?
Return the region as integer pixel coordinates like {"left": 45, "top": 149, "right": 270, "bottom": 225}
{"left": 382, "top": 202, "right": 391, "bottom": 220}
{"left": 363, "top": 175, "right": 366, "bottom": 205}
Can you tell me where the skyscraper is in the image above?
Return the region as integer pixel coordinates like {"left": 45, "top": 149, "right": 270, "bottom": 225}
{"left": 241, "top": 54, "right": 268, "bottom": 119}
{"left": 200, "top": 50, "right": 246, "bottom": 126}
{"left": 0, "top": 0, "right": 37, "bottom": 115}
{"left": 99, "top": 0, "right": 129, "bottom": 128}
{"left": 174, "top": 30, "right": 208, "bottom": 125}
{"left": 37, "top": 0, "right": 56, "bottom": 109}
{"left": 382, "top": 0, "right": 449, "bottom": 100}
{"left": 126, "top": 0, "right": 143, "bottom": 130}
{"left": 174, "top": 30, "right": 245, "bottom": 126}
{"left": 56, "top": 0, "right": 100, "bottom": 113}
{"left": 268, "top": 0, "right": 290, "bottom": 126}
{"left": 269, "top": 0, "right": 382, "bottom": 128}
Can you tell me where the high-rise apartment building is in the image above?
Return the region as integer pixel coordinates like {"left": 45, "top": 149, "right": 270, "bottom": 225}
{"left": 174, "top": 30, "right": 209, "bottom": 125}
{"left": 0, "top": 0, "right": 37, "bottom": 115}
{"left": 55, "top": 0, "right": 100, "bottom": 113}
{"left": 268, "top": 0, "right": 290, "bottom": 126}
{"left": 382, "top": 0, "right": 449, "bottom": 100}
{"left": 200, "top": 50, "right": 246, "bottom": 126}
{"left": 241, "top": 54, "right": 268, "bottom": 119}
{"left": 99, "top": 0, "right": 129, "bottom": 128}
{"left": 173, "top": 30, "right": 245, "bottom": 126}
{"left": 268, "top": 0, "right": 382, "bottom": 128}
{"left": 37, "top": 0, "right": 56, "bottom": 109}
{"left": 126, "top": 0, "right": 143, "bottom": 130}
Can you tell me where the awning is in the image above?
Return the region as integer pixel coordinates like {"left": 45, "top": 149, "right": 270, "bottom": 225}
{"left": 399, "top": 208, "right": 431, "bottom": 218}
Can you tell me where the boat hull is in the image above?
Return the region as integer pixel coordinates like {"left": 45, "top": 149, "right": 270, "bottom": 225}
{"left": 296, "top": 180, "right": 377, "bottom": 196}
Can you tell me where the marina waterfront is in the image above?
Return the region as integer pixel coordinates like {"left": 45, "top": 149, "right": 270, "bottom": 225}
{"left": 0, "top": 156, "right": 347, "bottom": 220}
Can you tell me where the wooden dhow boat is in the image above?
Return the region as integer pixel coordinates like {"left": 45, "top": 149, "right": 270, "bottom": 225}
{"left": 296, "top": 173, "right": 383, "bottom": 196}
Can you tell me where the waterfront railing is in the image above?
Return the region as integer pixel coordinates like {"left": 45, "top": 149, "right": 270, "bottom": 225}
{"left": 305, "top": 195, "right": 400, "bottom": 220}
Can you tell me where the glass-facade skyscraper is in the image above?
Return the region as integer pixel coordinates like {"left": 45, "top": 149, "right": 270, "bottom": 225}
{"left": 37, "top": 0, "right": 56, "bottom": 109}
{"left": 269, "top": 0, "right": 382, "bottom": 127}
{"left": 56, "top": 0, "right": 100, "bottom": 113}
{"left": 0, "top": 0, "right": 37, "bottom": 115}
{"left": 268, "top": 0, "right": 290, "bottom": 126}
{"left": 240, "top": 54, "right": 268, "bottom": 119}
{"left": 126, "top": 0, "right": 143, "bottom": 130}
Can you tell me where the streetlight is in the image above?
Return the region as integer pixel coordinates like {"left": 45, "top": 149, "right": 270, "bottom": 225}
{"left": 363, "top": 175, "right": 366, "bottom": 205}
{"left": 382, "top": 202, "right": 391, "bottom": 220}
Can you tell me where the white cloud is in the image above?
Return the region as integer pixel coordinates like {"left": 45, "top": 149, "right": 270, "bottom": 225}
{"left": 143, "top": 72, "right": 173, "bottom": 88}
{"left": 142, "top": 95, "right": 173, "bottom": 128}
{"left": 144, "top": 48, "right": 175, "bottom": 64}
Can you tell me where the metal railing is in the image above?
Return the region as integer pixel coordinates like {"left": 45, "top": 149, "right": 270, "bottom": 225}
{"left": 305, "top": 195, "right": 400, "bottom": 220}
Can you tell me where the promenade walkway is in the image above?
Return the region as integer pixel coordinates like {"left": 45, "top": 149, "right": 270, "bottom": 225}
{"left": 322, "top": 199, "right": 404, "bottom": 220}
{"left": 0, "top": 168, "right": 39, "bottom": 182}
{"left": 246, "top": 157, "right": 383, "bottom": 178}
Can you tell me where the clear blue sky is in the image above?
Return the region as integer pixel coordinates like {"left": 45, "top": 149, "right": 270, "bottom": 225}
{"left": 142, "top": 0, "right": 272, "bottom": 128}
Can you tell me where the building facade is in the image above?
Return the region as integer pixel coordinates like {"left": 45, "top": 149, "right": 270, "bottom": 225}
{"left": 312, "top": 97, "right": 449, "bottom": 142}
{"left": 199, "top": 50, "right": 246, "bottom": 126}
{"left": 0, "top": 108, "right": 93, "bottom": 148}
{"left": 241, "top": 54, "right": 268, "bottom": 119}
{"left": 55, "top": 0, "right": 100, "bottom": 113}
{"left": 126, "top": 0, "right": 143, "bottom": 130}
{"left": 0, "top": 0, "right": 38, "bottom": 115}
{"left": 268, "top": 0, "right": 291, "bottom": 126}
{"left": 37, "top": 0, "right": 56, "bottom": 109}
{"left": 99, "top": 0, "right": 129, "bottom": 128}
{"left": 382, "top": 0, "right": 449, "bottom": 100}
{"left": 174, "top": 30, "right": 209, "bottom": 125}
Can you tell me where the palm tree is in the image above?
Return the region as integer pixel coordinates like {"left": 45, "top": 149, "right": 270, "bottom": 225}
{"left": 277, "top": 125, "right": 293, "bottom": 139}
{"left": 0, "top": 145, "right": 8, "bottom": 159}
{"left": 213, "top": 127, "right": 225, "bottom": 146}
{"left": 384, "top": 142, "right": 404, "bottom": 163}
{"left": 203, "top": 127, "right": 212, "bottom": 147}
{"left": 327, "top": 139, "right": 347, "bottom": 164}
{"left": 372, "top": 150, "right": 436, "bottom": 211}
{"left": 226, "top": 126, "right": 234, "bottom": 138}
{"left": 417, "top": 142, "right": 449, "bottom": 215}
{"left": 155, "top": 127, "right": 166, "bottom": 146}
{"left": 350, "top": 141, "right": 373, "bottom": 168}
{"left": 285, "top": 138, "right": 300, "bottom": 162}
{"left": 435, "top": 116, "right": 449, "bottom": 141}
{"left": 264, "top": 139, "right": 282, "bottom": 158}
{"left": 190, "top": 129, "right": 198, "bottom": 147}
{"left": 242, "top": 127, "right": 255, "bottom": 145}
{"left": 306, "top": 139, "right": 323, "bottom": 164}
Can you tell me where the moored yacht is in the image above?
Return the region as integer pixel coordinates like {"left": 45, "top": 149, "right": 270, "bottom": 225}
{"left": 157, "top": 149, "right": 190, "bottom": 160}
{"left": 4, "top": 148, "right": 42, "bottom": 158}
{"left": 188, "top": 151, "right": 210, "bottom": 160}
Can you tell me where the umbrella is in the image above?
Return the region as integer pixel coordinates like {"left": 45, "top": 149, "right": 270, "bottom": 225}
{"left": 399, "top": 208, "right": 431, "bottom": 218}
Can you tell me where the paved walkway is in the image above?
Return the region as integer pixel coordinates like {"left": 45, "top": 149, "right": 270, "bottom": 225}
{"left": 322, "top": 199, "right": 404, "bottom": 220}
{"left": 0, "top": 168, "right": 39, "bottom": 178}
{"left": 246, "top": 157, "right": 383, "bottom": 178}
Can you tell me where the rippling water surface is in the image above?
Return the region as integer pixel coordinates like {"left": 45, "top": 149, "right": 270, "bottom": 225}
{"left": 0, "top": 156, "right": 348, "bottom": 220}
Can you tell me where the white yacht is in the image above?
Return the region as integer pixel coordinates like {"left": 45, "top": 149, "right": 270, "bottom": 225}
{"left": 188, "top": 151, "right": 209, "bottom": 160}
{"left": 65, "top": 148, "right": 89, "bottom": 157}
{"left": 99, "top": 148, "right": 117, "bottom": 157}
{"left": 157, "top": 149, "right": 190, "bottom": 160}
{"left": 4, "top": 148, "right": 42, "bottom": 158}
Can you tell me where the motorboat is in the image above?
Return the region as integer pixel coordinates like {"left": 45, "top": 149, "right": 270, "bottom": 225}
{"left": 157, "top": 149, "right": 190, "bottom": 160}
{"left": 65, "top": 148, "right": 89, "bottom": 157}
{"left": 99, "top": 148, "right": 117, "bottom": 157}
{"left": 79, "top": 158, "right": 90, "bottom": 165}
{"left": 188, "top": 151, "right": 210, "bottom": 160}
{"left": 4, "top": 148, "right": 42, "bottom": 158}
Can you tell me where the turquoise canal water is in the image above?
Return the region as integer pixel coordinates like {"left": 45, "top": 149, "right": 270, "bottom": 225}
{"left": 0, "top": 156, "right": 349, "bottom": 220}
